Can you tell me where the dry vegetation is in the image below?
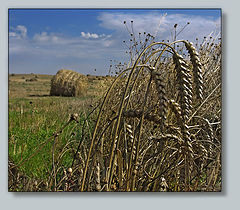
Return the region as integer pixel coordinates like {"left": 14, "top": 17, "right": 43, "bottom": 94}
{"left": 74, "top": 37, "right": 221, "bottom": 192}
{"left": 8, "top": 72, "right": 113, "bottom": 99}
{"left": 9, "top": 74, "right": 51, "bottom": 98}
{"left": 50, "top": 69, "right": 88, "bottom": 97}
{"left": 9, "top": 24, "right": 221, "bottom": 192}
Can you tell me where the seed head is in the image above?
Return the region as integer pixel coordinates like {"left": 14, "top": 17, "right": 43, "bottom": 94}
{"left": 70, "top": 113, "right": 79, "bottom": 123}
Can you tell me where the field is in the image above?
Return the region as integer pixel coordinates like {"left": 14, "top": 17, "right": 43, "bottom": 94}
{"left": 9, "top": 38, "right": 222, "bottom": 192}
{"left": 8, "top": 73, "right": 113, "bottom": 191}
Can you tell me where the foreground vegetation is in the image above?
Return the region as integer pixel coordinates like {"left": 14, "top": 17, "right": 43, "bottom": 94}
{"left": 8, "top": 74, "right": 109, "bottom": 191}
{"left": 9, "top": 29, "right": 221, "bottom": 192}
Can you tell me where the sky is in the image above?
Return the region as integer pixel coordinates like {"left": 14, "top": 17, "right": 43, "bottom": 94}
{"left": 9, "top": 9, "right": 221, "bottom": 75}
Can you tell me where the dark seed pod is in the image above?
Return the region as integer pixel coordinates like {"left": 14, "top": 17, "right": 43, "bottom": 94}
{"left": 123, "top": 109, "right": 162, "bottom": 125}
{"left": 151, "top": 69, "right": 168, "bottom": 129}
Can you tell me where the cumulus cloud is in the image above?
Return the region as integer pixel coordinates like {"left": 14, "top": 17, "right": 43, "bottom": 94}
{"left": 81, "top": 31, "right": 111, "bottom": 39}
{"left": 81, "top": 32, "right": 99, "bottom": 39}
{"left": 16, "top": 25, "right": 27, "bottom": 38}
{"left": 9, "top": 25, "right": 27, "bottom": 39}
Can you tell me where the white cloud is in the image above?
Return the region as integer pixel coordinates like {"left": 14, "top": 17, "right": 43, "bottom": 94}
{"left": 9, "top": 25, "right": 27, "bottom": 39}
{"left": 98, "top": 12, "right": 221, "bottom": 42}
{"left": 81, "top": 32, "right": 99, "bottom": 39}
{"left": 16, "top": 25, "right": 27, "bottom": 38}
{"left": 10, "top": 29, "right": 116, "bottom": 60}
{"left": 9, "top": 32, "right": 18, "bottom": 37}
{"left": 33, "top": 32, "right": 60, "bottom": 43}
{"left": 81, "top": 31, "right": 111, "bottom": 39}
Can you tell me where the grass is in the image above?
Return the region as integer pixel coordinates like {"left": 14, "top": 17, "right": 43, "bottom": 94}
{"left": 8, "top": 74, "right": 108, "bottom": 191}
{"left": 10, "top": 97, "right": 77, "bottom": 177}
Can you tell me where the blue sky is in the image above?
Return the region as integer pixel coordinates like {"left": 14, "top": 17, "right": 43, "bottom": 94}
{"left": 9, "top": 9, "right": 221, "bottom": 75}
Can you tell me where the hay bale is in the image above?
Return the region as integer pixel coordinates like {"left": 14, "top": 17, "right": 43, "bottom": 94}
{"left": 50, "top": 69, "right": 88, "bottom": 97}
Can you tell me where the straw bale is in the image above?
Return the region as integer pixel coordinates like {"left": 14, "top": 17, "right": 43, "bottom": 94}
{"left": 50, "top": 69, "right": 88, "bottom": 97}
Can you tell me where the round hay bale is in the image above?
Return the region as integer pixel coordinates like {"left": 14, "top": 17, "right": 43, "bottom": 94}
{"left": 50, "top": 69, "right": 88, "bottom": 97}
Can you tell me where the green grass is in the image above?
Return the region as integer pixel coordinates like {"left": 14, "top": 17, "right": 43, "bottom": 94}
{"left": 9, "top": 97, "right": 86, "bottom": 179}
{"left": 8, "top": 74, "right": 103, "bottom": 183}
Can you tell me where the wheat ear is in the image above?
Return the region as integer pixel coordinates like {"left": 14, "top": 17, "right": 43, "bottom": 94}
{"left": 151, "top": 69, "right": 168, "bottom": 129}
{"left": 184, "top": 41, "right": 203, "bottom": 100}
{"left": 173, "top": 52, "right": 193, "bottom": 123}
{"left": 173, "top": 52, "right": 194, "bottom": 190}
